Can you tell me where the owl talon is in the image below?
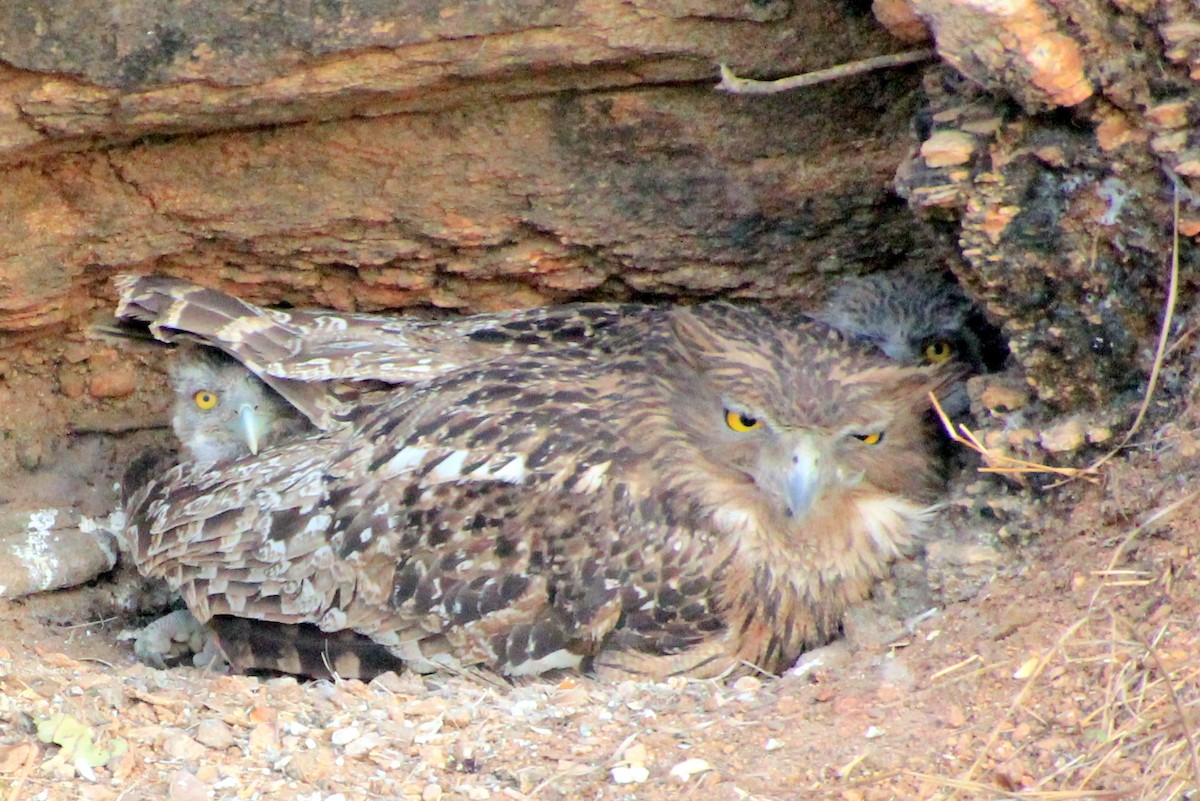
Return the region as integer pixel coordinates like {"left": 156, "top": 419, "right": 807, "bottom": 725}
{"left": 131, "top": 608, "right": 221, "bottom": 670}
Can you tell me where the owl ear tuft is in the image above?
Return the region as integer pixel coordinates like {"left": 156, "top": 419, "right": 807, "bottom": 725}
{"left": 668, "top": 303, "right": 766, "bottom": 368}
{"left": 669, "top": 305, "right": 723, "bottom": 357}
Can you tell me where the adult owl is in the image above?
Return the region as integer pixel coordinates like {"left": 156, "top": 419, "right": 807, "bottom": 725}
{"left": 124, "top": 300, "right": 956, "bottom": 680}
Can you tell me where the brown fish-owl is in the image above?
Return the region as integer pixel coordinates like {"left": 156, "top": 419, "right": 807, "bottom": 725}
{"left": 121, "top": 285, "right": 955, "bottom": 680}
{"left": 167, "top": 345, "right": 315, "bottom": 463}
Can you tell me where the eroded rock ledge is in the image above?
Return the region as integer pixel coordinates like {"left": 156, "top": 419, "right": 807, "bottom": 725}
{"left": 1, "top": 0, "right": 1199, "bottom": 479}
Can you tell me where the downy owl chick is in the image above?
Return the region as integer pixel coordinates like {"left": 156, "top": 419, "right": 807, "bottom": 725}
{"left": 818, "top": 271, "right": 998, "bottom": 416}
{"left": 169, "top": 345, "right": 314, "bottom": 463}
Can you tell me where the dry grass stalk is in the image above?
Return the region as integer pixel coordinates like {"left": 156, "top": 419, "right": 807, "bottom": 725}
{"left": 929, "top": 654, "right": 983, "bottom": 682}
{"left": 929, "top": 393, "right": 1083, "bottom": 481}
{"left": 934, "top": 499, "right": 1200, "bottom": 801}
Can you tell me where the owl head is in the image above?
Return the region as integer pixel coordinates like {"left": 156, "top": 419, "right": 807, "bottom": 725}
{"left": 817, "top": 271, "right": 984, "bottom": 372}
{"left": 168, "top": 345, "right": 307, "bottom": 464}
{"left": 654, "top": 303, "right": 957, "bottom": 538}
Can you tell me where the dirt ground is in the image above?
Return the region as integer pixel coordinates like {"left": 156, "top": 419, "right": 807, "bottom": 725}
{"left": 1, "top": 372, "right": 1199, "bottom": 801}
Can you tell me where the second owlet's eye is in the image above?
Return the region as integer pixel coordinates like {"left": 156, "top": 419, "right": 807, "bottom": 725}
{"left": 854, "top": 432, "right": 884, "bottom": 445}
{"left": 725, "top": 409, "right": 762, "bottom": 432}
{"left": 193, "top": 390, "right": 219, "bottom": 410}
{"left": 923, "top": 340, "right": 954, "bottom": 364}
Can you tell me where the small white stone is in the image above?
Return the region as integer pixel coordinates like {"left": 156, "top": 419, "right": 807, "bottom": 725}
{"left": 343, "top": 732, "right": 383, "bottom": 757}
{"left": 865, "top": 726, "right": 885, "bottom": 739}
{"left": 764, "top": 738, "right": 784, "bottom": 751}
{"left": 330, "top": 726, "right": 360, "bottom": 746}
{"left": 509, "top": 699, "right": 538, "bottom": 717}
{"left": 669, "top": 758, "right": 712, "bottom": 782}
{"left": 732, "top": 675, "right": 762, "bottom": 693}
{"left": 1014, "top": 656, "right": 1040, "bottom": 680}
{"left": 610, "top": 765, "right": 650, "bottom": 784}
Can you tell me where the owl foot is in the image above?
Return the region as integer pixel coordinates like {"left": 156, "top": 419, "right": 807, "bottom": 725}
{"left": 131, "top": 608, "right": 227, "bottom": 671}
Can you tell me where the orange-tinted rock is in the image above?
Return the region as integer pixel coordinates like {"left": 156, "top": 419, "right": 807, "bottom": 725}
{"left": 921, "top": 130, "right": 976, "bottom": 167}
{"left": 913, "top": 0, "right": 1093, "bottom": 111}
{"left": 1146, "top": 101, "right": 1190, "bottom": 129}
{"left": 873, "top": 0, "right": 931, "bottom": 42}
{"left": 88, "top": 366, "right": 137, "bottom": 398}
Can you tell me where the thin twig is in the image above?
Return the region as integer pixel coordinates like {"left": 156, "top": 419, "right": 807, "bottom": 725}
{"left": 929, "top": 654, "right": 982, "bottom": 682}
{"left": 716, "top": 49, "right": 936, "bottom": 95}
{"left": 930, "top": 393, "right": 1082, "bottom": 479}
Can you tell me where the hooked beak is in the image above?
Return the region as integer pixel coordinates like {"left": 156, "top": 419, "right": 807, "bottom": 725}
{"left": 238, "top": 403, "right": 266, "bottom": 455}
{"left": 786, "top": 434, "right": 825, "bottom": 518}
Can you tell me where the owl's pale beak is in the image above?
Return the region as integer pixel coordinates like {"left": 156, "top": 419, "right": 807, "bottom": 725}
{"left": 786, "top": 435, "right": 824, "bottom": 518}
{"left": 238, "top": 403, "right": 265, "bottom": 455}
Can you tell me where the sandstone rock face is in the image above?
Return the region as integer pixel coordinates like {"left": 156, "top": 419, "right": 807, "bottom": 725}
{"left": 0, "top": 0, "right": 1196, "bottom": 478}
{"left": 0, "top": 1, "right": 930, "bottom": 325}
{"left": 0, "top": 0, "right": 943, "bottom": 477}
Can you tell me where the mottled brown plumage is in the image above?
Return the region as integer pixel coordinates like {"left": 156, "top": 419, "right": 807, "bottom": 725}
{"left": 115, "top": 274, "right": 651, "bottom": 432}
{"left": 123, "top": 291, "right": 955, "bottom": 680}
{"left": 117, "top": 275, "right": 665, "bottom": 673}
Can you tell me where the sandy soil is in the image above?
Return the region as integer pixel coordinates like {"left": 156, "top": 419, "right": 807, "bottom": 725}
{"left": 0, "top": 381, "right": 1197, "bottom": 801}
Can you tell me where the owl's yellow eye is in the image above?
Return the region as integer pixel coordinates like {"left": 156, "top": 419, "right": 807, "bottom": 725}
{"left": 725, "top": 409, "right": 762, "bottom": 432}
{"left": 854, "top": 432, "right": 884, "bottom": 445}
{"left": 923, "top": 340, "right": 954, "bottom": 364}
{"left": 193, "top": 390, "right": 219, "bottom": 410}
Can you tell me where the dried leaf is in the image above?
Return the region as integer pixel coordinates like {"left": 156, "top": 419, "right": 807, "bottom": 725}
{"left": 35, "top": 713, "right": 127, "bottom": 769}
{"left": 0, "top": 741, "right": 36, "bottom": 774}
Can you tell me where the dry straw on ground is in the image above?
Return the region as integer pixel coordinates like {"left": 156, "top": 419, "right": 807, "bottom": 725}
{"left": 920, "top": 182, "right": 1200, "bottom": 800}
